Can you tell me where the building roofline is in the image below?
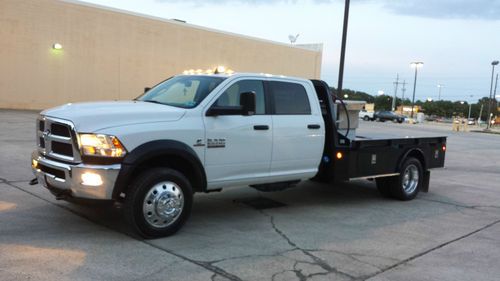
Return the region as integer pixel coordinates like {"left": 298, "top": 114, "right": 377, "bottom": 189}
{"left": 61, "top": 0, "right": 323, "bottom": 53}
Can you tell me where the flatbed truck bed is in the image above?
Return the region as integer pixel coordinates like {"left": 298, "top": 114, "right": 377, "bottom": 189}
{"left": 311, "top": 80, "right": 446, "bottom": 196}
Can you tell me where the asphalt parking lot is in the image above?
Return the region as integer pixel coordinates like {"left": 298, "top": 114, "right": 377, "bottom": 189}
{"left": 1, "top": 109, "right": 500, "bottom": 281}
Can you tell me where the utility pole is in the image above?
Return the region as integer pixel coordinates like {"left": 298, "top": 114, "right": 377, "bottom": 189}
{"left": 391, "top": 74, "right": 400, "bottom": 111}
{"left": 400, "top": 80, "right": 407, "bottom": 114}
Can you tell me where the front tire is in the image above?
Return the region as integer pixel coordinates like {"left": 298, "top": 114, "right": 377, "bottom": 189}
{"left": 124, "top": 168, "right": 193, "bottom": 238}
{"left": 363, "top": 116, "right": 370, "bottom": 121}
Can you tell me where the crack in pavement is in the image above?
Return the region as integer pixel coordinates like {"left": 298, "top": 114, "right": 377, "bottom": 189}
{"left": 7, "top": 179, "right": 500, "bottom": 281}
{"left": 361, "top": 218, "right": 500, "bottom": 280}
{"left": 258, "top": 209, "right": 357, "bottom": 280}
{"left": 207, "top": 249, "right": 297, "bottom": 266}
{"left": 141, "top": 241, "right": 243, "bottom": 281}
{"left": 3, "top": 180, "right": 244, "bottom": 281}
{"left": 304, "top": 249, "right": 396, "bottom": 272}
{"left": 292, "top": 261, "right": 308, "bottom": 281}
{"left": 418, "top": 197, "right": 500, "bottom": 211}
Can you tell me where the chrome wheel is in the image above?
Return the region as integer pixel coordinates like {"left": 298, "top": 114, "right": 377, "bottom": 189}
{"left": 402, "top": 164, "right": 419, "bottom": 194}
{"left": 142, "top": 181, "right": 184, "bottom": 228}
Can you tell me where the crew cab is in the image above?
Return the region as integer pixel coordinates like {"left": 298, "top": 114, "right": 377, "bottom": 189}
{"left": 31, "top": 72, "right": 446, "bottom": 238}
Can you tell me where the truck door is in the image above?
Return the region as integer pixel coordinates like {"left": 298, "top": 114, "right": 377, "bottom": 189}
{"left": 203, "top": 79, "right": 272, "bottom": 187}
{"left": 268, "top": 80, "right": 324, "bottom": 178}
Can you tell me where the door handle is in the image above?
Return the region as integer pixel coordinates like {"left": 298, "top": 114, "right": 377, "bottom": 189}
{"left": 308, "top": 124, "right": 321, "bottom": 129}
{"left": 253, "top": 125, "right": 269, "bottom": 130}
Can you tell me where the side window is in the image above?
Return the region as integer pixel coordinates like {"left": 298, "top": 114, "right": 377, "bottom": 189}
{"left": 269, "top": 81, "right": 311, "bottom": 115}
{"left": 216, "top": 80, "right": 266, "bottom": 114}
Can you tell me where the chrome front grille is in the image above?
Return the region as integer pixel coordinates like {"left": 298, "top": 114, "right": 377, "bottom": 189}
{"left": 37, "top": 116, "right": 81, "bottom": 163}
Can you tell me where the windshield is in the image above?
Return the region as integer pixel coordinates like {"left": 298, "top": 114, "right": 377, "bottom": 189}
{"left": 137, "top": 76, "right": 226, "bottom": 108}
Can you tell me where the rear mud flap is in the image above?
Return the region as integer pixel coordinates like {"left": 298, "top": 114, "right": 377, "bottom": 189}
{"left": 421, "top": 170, "right": 430, "bottom": 192}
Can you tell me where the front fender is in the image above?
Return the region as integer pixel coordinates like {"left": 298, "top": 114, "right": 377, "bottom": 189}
{"left": 112, "top": 140, "right": 207, "bottom": 199}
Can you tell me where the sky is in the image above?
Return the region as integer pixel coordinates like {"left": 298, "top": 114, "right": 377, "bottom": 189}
{"left": 80, "top": 0, "right": 500, "bottom": 102}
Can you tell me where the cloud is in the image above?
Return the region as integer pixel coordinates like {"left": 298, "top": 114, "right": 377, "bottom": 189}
{"left": 382, "top": 0, "right": 500, "bottom": 21}
{"left": 155, "top": 0, "right": 500, "bottom": 20}
{"left": 155, "top": 0, "right": 299, "bottom": 4}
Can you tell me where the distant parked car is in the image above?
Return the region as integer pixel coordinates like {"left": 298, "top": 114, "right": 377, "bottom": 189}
{"left": 425, "top": 115, "right": 439, "bottom": 122}
{"left": 374, "top": 111, "right": 405, "bottom": 123}
{"left": 467, "top": 118, "right": 475, "bottom": 125}
{"left": 359, "top": 110, "right": 374, "bottom": 121}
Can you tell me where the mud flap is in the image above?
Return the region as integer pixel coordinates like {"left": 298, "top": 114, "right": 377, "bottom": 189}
{"left": 421, "top": 170, "right": 430, "bottom": 192}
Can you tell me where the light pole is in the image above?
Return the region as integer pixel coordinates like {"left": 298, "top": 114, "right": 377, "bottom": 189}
{"left": 467, "top": 95, "right": 473, "bottom": 120}
{"left": 486, "top": 60, "right": 499, "bottom": 129}
{"left": 437, "top": 84, "right": 443, "bottom": 100}
{"left": 410, "top": 62, "right": 424, "bottom": 119}
{"left": 336, "top": 0, "right": 350, "bottom": 104}
{"left": 494, "top": 74, "right": 499, "bottom": 110}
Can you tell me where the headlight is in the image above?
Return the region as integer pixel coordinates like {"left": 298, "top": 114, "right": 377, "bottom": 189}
{"left": 78, "top": 134, "right": 127, "bottom": 157}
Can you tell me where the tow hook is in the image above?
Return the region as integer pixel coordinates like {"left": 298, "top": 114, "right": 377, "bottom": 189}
{"left": 29, "top": 178, "right": 38, "bottom": 185}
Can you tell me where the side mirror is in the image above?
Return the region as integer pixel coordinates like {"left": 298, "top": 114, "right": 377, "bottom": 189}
{"left": 239, "top": 91, "right": 256, "bottom": 116}
{"left": 144, "top": 87, "right": 151, "bottom": 93}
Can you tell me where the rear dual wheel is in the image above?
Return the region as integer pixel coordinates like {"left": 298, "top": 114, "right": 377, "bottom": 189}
{"left": 376, "top": 157, "right": 423, "bottom": 200}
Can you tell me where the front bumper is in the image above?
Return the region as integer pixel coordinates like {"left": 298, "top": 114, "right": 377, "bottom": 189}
{"left": 31, "top": 151, "right": 120, "bottom": 200}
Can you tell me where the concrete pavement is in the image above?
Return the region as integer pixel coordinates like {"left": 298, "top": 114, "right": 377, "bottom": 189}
{"left": 1, "top": 109, "right": 500, "bottom": 281}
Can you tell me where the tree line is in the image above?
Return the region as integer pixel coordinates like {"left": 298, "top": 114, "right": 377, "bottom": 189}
{"left": 331, "top": 87, "right": 499, "bottom": 120}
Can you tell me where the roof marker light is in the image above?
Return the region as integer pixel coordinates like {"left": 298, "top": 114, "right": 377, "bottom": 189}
{"left": 214, "top": 66, "right": 226, "bottom": 74}
{"left": 52, "top": 43, "right": 63, "bottom": 50}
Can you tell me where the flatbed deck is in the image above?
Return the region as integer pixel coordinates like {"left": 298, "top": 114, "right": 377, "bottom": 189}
{"left": 311, "top": 79, "right": 447, "bottom": 191}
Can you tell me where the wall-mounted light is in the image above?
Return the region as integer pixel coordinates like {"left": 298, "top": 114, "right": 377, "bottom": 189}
{"left": 52, "top": 43, "right": 63, "bottom": 50}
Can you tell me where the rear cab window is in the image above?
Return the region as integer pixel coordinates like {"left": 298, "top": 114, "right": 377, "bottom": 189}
{"left": 268, "top": 81, "right": 311, "bottom": 115}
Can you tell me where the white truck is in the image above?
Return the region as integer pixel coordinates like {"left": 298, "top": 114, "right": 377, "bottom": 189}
{"left": 31, "top": 72, "right": 447, "bottom": 238}
{"left": 359, "top": 109, "right": 374, "bottom": 121}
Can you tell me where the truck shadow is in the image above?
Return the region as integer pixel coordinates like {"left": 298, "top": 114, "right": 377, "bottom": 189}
{"left": 60, "top": 179, "right": 453, "bottom": 240}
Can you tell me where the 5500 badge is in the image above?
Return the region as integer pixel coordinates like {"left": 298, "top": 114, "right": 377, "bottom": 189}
{"left": 207, "top": 138, "right": 226, "bottom": 148}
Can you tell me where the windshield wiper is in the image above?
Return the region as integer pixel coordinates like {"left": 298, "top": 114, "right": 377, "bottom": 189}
{"left": 142, "top": 100, "right": 166, "bottom": 105}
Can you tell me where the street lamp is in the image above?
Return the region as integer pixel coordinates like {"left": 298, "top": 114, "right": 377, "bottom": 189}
{"left": 437, "top": 84, "right": 443, "bottom": 100}
{"left": 486, "top": 60, "right": 499, "bottom": 129}
{"left": 410, "top": 62, "right": 424, "bottom": 119}
{"left": 460, "top": 101, "right": 472, "bottom": 120}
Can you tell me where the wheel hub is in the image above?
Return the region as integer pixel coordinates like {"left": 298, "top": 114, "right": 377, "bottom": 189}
{"left": 402, "top": 164, "right": 419, "bottom": 194}
{"left": 143, "top": 181, "right": 184, "bottom": 228}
